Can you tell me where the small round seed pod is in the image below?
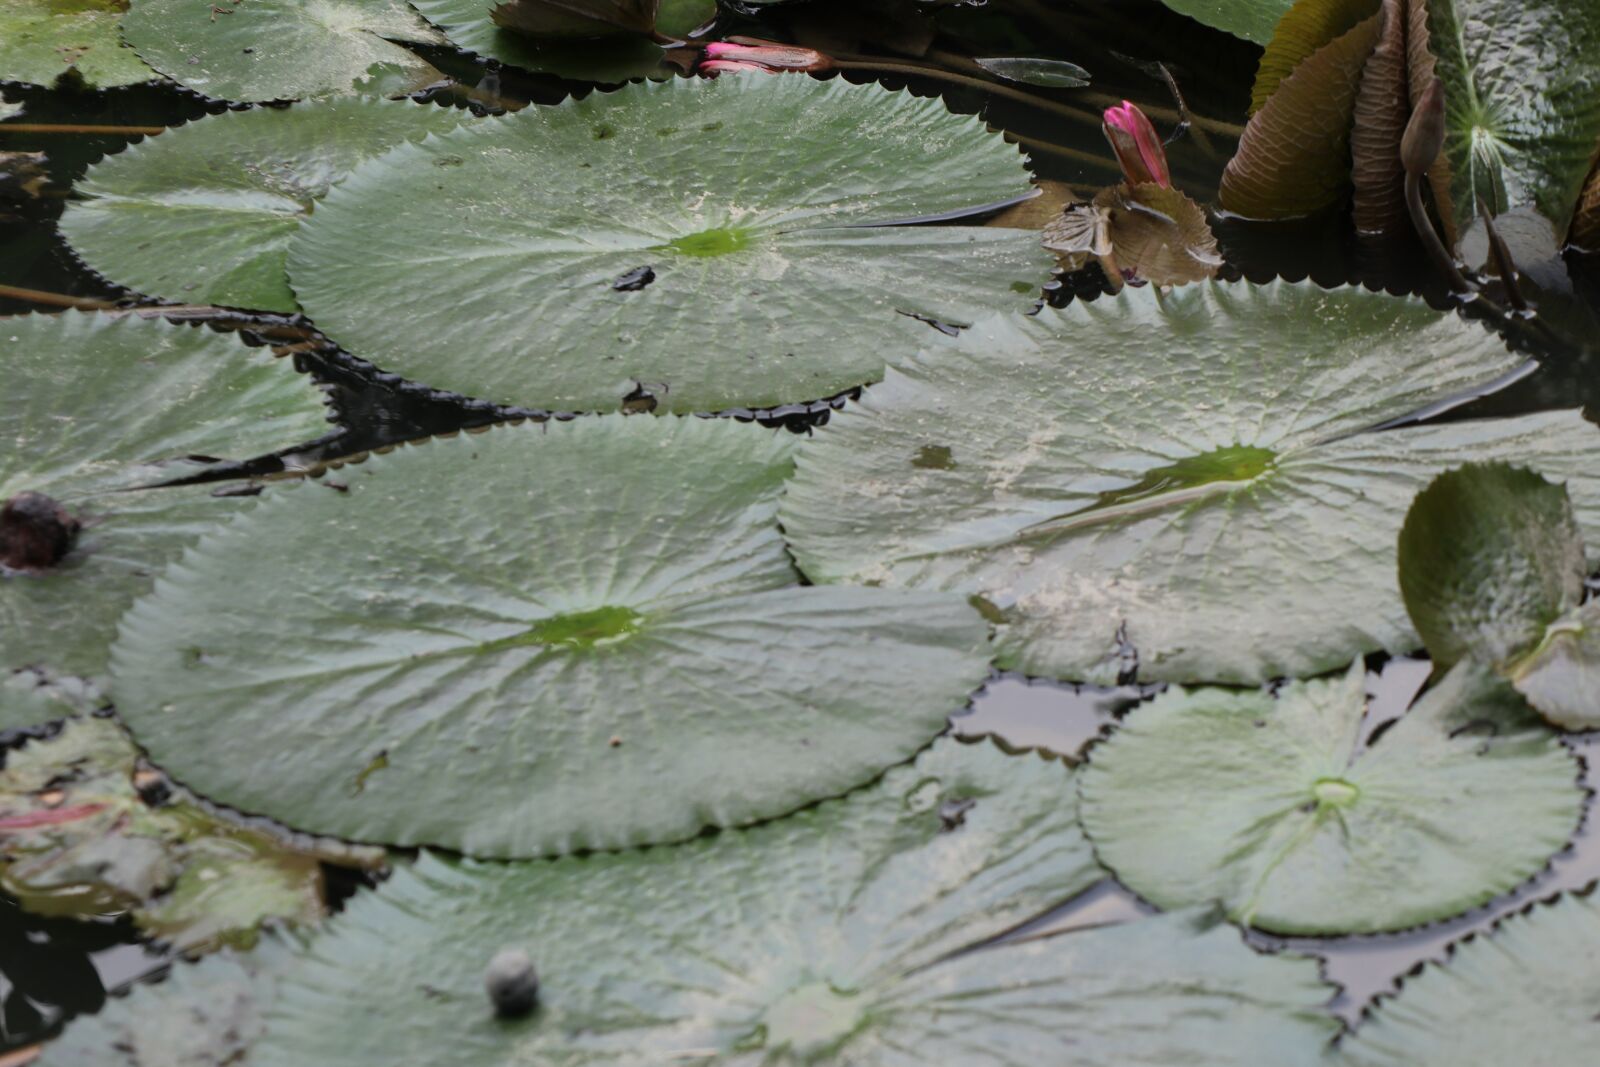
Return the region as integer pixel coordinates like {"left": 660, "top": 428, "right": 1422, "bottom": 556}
{"left": 0, "top": 492, "right": 81, "bottom": 572}
{"left": 484, "top": 948, "right": 539, "bottom": 1018}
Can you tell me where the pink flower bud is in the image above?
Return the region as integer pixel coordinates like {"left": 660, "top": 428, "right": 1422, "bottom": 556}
{"left": 699, "top": 42, "right": 832, "bottom": 74}
{"left": 1102, "top": 100, "right": 1171, "bottom": 189}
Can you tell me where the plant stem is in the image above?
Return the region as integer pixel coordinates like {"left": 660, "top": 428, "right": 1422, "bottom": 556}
{"left": 831, "top": 59, "right": 1111, "bottom": 130}
{"left": 1404, "top": 171, "right": 1473, "bottom": 296}
{"left": 0, "top": 123, "right": 165, "bottom": 136}
{"left": 0, "top": 284, "right": 313, "bottom": 340}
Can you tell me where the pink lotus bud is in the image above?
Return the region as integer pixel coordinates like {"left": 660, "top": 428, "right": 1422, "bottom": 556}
{"left": 1102, "top": 100, "right": 1171, "bottom": 189}
{"left": 699, "top": 42, "right": 832, "bottom": 74}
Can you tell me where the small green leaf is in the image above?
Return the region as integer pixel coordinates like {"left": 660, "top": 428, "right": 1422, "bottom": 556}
{"left": 1079, "top": 660, "right": 1583, "bottom": 934}
{"left": 1398, "top": 463, "right": 1587, "bottom": 670}
{"left": 975, "top": 56, "right": 1092, "bottom": 88}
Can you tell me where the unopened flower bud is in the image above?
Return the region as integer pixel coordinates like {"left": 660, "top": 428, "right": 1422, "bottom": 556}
{"left": 1401, "top": 77, "right": 1447, "bottom": 178}
{"left": 699, "top": 42, "right": 833, "bottom": 75}
{"left": 1102, "top": 101, "right": 1171, "bottom": 189}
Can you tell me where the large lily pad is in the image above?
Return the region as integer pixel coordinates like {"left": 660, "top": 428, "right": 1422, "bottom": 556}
{"left": 1399, "top": 463, "right": 1600, "bottom": 729}
{"left": 411, "top": 0, "right": 668, "bottom": 81}
{"left": 113, "top": 416, "right": 992, "bottom": 858}
{"left": 1079, "top": 661, "right": 1582, "bottom": 934}
{"left": 122, "top": 0, "right": 447, "bottom": 102}
{"left": 1426, "top": 0, "right": 1600, "bottom": 235}
{"left": 0, "top": 0, "right": 155, "bottom": 89}
{"left": 0, "top": 715, "right": 375, "bottom": 951}
{"left": 1340, "top": 890, "right": 1600, "bottom": 1065}
{"left": 46, "top": 739, "right": 1339, "bottom": 1066}
{"left": 1, "top": 312, "right": 332, "bottom": 679}
{"left": 60, "top": 98, "right": 472, "bottom": 314}
{"left": 288, "top": 74, "right": 1050, "bottom": 413}
{"left": 1153, "top": 0, "right": 1296, "bottom": 44}
{"left": 779, "top": 281, "right": 1600, "bottom": 685}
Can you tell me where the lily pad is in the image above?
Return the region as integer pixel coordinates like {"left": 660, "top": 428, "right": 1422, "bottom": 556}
{"left": 1249, "top": 0, "right": 1379, "bottom": 113}
{"left": 0, "top": 0, "right": 155, "bottom": 89}
{"left": 1079, "top": 660, "right": 1582, "bottom": 934}
{"left": 113, "top": 416, "right": 992, "bottom": 858}
{"left": 1426, "top": 0, "right": 1600, "bottom": 235}
{"left": 779, "top": 280, "right": 1600, "bottom": 685}
{"left": 412, "top": 0, "right": 668, "bottom": 81}
{"left": 1043, "top": 182, "right": 1222, "bottom": 286}
{"left": 61, "top": 97, "right": 472, "bottom": 314}
{"left": 1399, "top": 463, "right": 1600, "bottom": 730}
{"left": 1153, "top": 0, "right": 1297, "bottom": 45}
{"left": 121, "top": 0, "right": 447, "bottom": 102}
{"left": 1220, "top": 12, "right": 1381, "bottom": 219}
{"left": 0, "top": 312, "right": 332, "bottom": 679}
{"left": 1340, "top": 890, "right": 1600, "bottom": 1065}
{"left": 37, "top": 931, "right": 305, "bottom": 1067}
{"left": 0, "top": 715, "right": 374, "bottom": 951}
{"left": 287, "top": 74, "right": 1050, "bottom": 413}
{"left": 61, "top": 739, "right": 1339, "bottom": 1067}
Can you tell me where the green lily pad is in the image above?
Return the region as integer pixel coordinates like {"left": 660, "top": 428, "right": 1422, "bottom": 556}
{"left": 1079, "top": 660, "right": 1582, "bottom": 934}
{"left": 779, "top": 280, "right": 1600, "bottom": 685}
{"left": 122, "top": 0, "right": 447, "bottom": 102}
{"left": 113, "top": 416, "right": 992, "bottom": 858}
{"left": 287, "top": 74, "right": 1050, "bottom": 413}
{"left": 0, "top": 715, "right": 376, "bottom": 951}
{"left": 37, "top": 931, "right": 306, "bottom": 1067}
{"left": 1249, "top": 0, "right": 1378, "bottom": 113}
{"left": 1, "top": 312, "right": 332, "bottom": 680}
{"left": 0, "top": 0, "right": 155, "bottom": 89}
{"left": 411, "top": 0, "right": 668, "bottom": 81}
{"left": 1153, "top": 0, "right": 1297, "bottom": 45}
{"left": 60, "top": 98, "right": 471, "bottom": 314}
{"left": 1399, "top": 463, "right": 1600, "bottom": 730}
{"left": 1340, "top": 890, "right": 1600, "bottom": 1065}
{"left": 44, "top": 738, "right": 1339, "bottom": 1066}
{"left": 0, "top": 668, "right": 104, "bottom": 733}
{"left": 1426, "top": 0, "right": 1600, "bottom": 235}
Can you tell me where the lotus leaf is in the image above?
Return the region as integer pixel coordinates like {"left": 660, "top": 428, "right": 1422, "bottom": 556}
{"left": 0, "top": 0, "right": 155, "bottom": 89}
{"left": 779, "top": 280, "right": 1600, "bottom": 685}
{"left": 287, "top": 74, "right": 1050, "bottom": 413}
{"left": 1079, "top": 660, "right": 1582, "bottom": 933}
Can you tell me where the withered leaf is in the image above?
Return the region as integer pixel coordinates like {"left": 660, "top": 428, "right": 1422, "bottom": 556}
{"left": 1043, "top": 183, "right": 1221, "bottom": 286}
{"left": 1250, "top": 0, "right": 1381, "bottom": 114}
{"left": 1220, "top": 13, "right": 1382, "bottom": 220}
{"left": 1350, "top": 0, "right": 1409, "bottom": 232}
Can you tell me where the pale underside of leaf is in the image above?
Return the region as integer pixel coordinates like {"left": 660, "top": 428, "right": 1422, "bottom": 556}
{"left": 1508, "top": 600, "right": 1600, "bottom": 730}
{"left": 1250, "top": 0, "right": 1380, "bottom": 114}
{"left": 1221, "top": 14, "right": 1382, "bottom": 219}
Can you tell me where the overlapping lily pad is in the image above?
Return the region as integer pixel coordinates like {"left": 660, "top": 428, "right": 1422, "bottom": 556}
{"left": 0, "top": 668, "right": 104, "bottom": 733}
{"left": 1153, "top": 0, "right": 1296, "bottom": 44}
{"left": 61, "top": 98, "right": 472, "bottom": 313}
{"left": 1340, "top": 890, "right": 1600, "bottom": 1065}
{"left": 1400, "top": 463, "right": 1600, "bottom": 729}
{"left": 122, "top": 0, "right": 447, "bottom": 102}
{"left": 0, "top": 715, "right": 378, "bottom": 951}
{"left": 1427, "top": 0, "right": 1600, "bottom": 235}
{"left": 288, "top": 74, "right": 1050, "bottom": 412}
{"left": 1079, "top": 661, "right": 1582, "bottom": 934}
{"left": 1, "top": 312, "right": 332, "bottom": 679}
{"left": 44, "top": 739, "right": 1337, "bottom": 1066}
{"left": 411, "top": 0, "right": 668, "bottom": 81}
{"left": 113, "top": 416, "right": 992, "bottom": 857}
{"left": 0, "top": 0, "right": 155, "bottom": 88}
{"left": 780, "top": 280, "right": 1600, "bottom": 685}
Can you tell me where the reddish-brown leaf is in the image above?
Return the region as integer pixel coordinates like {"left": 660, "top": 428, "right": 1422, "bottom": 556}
{"left": 1568, "top": 160, "right": 1600, "bottom": 250}
{"left": 1251, "top": 0, "right": 1381, "bottom": 114}
{"left": 1404, "top": 0, "right": 1456, "bottom": 244}
{"left": 1350, "top": 0, "right": 1410, "bottom": 232}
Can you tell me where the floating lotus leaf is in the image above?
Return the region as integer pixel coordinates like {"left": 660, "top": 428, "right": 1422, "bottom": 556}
{"left": 37, "top": 931, "right": 304, "bottom": 1067}
{"left": 43, "top": 739, "right": 1337, "bottom": 1066}
{"left": 122, "top": 0, "right": 447, "bottom": 102}
{"left": 1400, "top": 463, "right": 1600, "bottom": 730}
{"left": 0, "top": 312, "right": 331, "bottom": 679}
{"left": 1426, "top": 0, "right": 1600, "bottom": 235}
{"left": 0, "top": 715, "right": 376, "bottom": 951}
{"left": 61, "top": 98, "right": 472, "bottom": 313}
{"left": 779, "top": 280, "right": 1600, "bottom": 685}
{"left": 0, "top": 0, "right": 155, "bottom": 88}
{"left": 113, "top": 417, "right": 992, "bottom": 858}
{"left": 0, "top": 669, "right": 104, "bottom": 733}
{"left": 1340, "top": 890, "right": 1600, "bottom": 1065}
{"left": 1220, "top": 13, "right": 1380, "bottom": 219}
{"left": 288, "top": 74, "right": 1050, "bottom": 413}
{"left": 411, "top": 0, "right": 667, "bottom": 81}
{"left": 1249, "top": 0, "right": 1378, "bottom": 113}
{"left": 1079, "top": 660, "right": 1582, "bottom": 934}
{"left": 1153, "top": 0, "right": 1297, "bottom": 44}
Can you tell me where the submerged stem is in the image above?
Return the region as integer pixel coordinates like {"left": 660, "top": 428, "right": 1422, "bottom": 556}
{"left": 0, "top": 123, "right": 165, "bottom": 136}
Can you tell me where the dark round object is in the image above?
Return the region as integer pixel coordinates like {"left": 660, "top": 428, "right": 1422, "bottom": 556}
{"left": 484, "top": 948, "right": 539, "bottom": 1018}
{"left": 0, "top": 492, "right": 81, "bottom": 572}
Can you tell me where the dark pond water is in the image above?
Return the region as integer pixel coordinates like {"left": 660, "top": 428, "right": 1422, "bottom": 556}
{"left": 3, "top": 0, "right": 1600, "bottom": 1053}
